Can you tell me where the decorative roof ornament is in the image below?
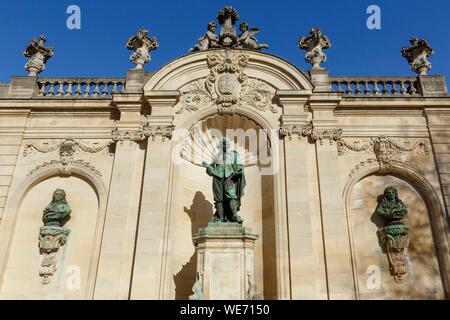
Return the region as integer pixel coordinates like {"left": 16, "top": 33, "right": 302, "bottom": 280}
{"left": 189, "top": 6, "right": 268, "bottom": 52}
{"left": 23, "top": 35, "right": 54, "bottom": 76}
{"left": 126, "top": 28, "right": 159, "bottom": 70}
{"left": 297, "top": 28, "right": 331, "bottom": 69}
{"left": 401, "top": 37, "right": 434, "bottom": 75}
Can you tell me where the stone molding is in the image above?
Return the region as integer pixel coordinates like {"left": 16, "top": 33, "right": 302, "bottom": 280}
{"left": 111, "top": 124, "right": 175, "bottom": 144}
{"left": 279, "top": 121, "right": 342, "bottom": 145}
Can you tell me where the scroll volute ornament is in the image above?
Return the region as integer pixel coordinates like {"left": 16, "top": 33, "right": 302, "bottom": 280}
{"left": 38, "top": 189, "right": 71, "bottom": 284}
{"left": 375, "top": 186, "right": 409, "bottom": 284}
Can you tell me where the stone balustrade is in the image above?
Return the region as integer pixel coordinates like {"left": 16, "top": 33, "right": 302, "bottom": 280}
{"left": 37, "top": 78, "right": 126, "bottom": 97}
{"left": 330, "top": 77, "right": 419, "bottom": 96}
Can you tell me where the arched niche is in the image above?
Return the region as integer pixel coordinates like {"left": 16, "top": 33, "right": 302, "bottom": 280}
{"left": 169, "top": 111, "right": 279, "bottom": 300}
{"left": 343, "top": 161, "right": 450, "bottom": 299}
{"left": 0, "top": 163, "right": 108, "bottom": 299}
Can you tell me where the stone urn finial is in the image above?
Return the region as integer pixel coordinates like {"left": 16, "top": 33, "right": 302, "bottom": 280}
{"left": 126, "top": 28, "right": 159, "bottom": 70}
{"left": 297, "top": 28, "right": 331, "bottom": 69}
{"left": 23, "top": 35, "right": 54, "bottom": 76}
{"left": 401, "top": 37, "right": 434, "bottom": 75}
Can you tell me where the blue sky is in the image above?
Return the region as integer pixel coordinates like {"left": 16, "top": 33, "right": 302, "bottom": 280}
{"left": 0, "top": 0, "right": 449, "bottom": 84}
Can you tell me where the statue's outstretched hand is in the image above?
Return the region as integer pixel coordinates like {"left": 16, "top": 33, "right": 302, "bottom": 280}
{"left": 202, "top": 161, "right": 209, "bottom": 167}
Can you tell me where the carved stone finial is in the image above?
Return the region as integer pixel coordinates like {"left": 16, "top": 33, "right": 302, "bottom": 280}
{"left": 126, "top": 28, "right": 159, "bottom": 70}
{"left": 23, "top": 35, "right": 54, "bottom": 76}
{"left": 189, "top": 6, "right": 268, "bottom": 52}
{"left": 297, "top": 28, "right": 331, "bottom": 69}
{"left": 375, "top": 186, "right": 409, "bottom": 284}
{"left": 401, "top": 37, "right": 434, "bottom": 75}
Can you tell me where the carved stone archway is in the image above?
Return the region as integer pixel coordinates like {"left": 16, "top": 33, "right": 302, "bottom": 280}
{"left": 342, "top": 160, "right": 450, "bottom": 298}
{"left": 0, "top": 161, "right": 108, "bottom": 299}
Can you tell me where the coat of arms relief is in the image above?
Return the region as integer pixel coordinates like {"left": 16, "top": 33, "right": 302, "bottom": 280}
{"left": 176, "top": 50, "right": 277, "bottom": 114}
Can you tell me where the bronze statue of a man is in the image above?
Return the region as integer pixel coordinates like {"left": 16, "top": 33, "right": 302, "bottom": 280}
{"left": 42, "top": 188, "right": 71, "bottom": 227}
{"left": 202, "top": 137, "right": 246, "bottom": 223}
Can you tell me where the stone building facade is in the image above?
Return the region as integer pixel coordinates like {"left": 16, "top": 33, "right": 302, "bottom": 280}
{"left": 0, "top": 9, "right": 449, "bottom": 300}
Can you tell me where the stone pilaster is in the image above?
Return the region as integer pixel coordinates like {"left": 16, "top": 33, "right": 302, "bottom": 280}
{"left": 279, "top": 91, "right": 327, "bottom": 299}
{"left": 425, "top": 107, "right": 450, "bottom": 226}
{"left": 129, "top": 91, "right": 178, "bottom": 299}
{"left": 309, "top": 94, "right": 355, "bottom": 299}
{"left": 94, "top": 92, "right": 145, "bottom": 299}
{"left": 0, "top": 109, "right": 30, "bottom": 219}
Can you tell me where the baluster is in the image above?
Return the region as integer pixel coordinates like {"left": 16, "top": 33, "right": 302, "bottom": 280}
{"left": 400, "top": 81, "right": 407, "bottom": 95}
{"left": 93, "top": 82, "right": 100, "bottom": 96}
{"left": 381, "top": 81, "right": 388, "bottom": 94}
{"left": 373, "top": 81, "right": 381, "bottom": 95}
{"left": 38, "top": 82, "right": 46, "bottom": 96}
{"left": 391, "top": 81, "right": 399, "bottom": 95}
{"left": 101, "top": 82, "right": 109, "bottom": 96}
{"left": 354, "top": 81, "right": 362, "bottom": 95}
{"left": 345, "top": 81, "right": 352, "bottom": 95}
{"left": 83, "top": 82, "right": 91, "bottom": 96}
{"left": 363, "top": 81, "right": 370, "bottom": 94}
{"left": 75, "top": 82, "right": 81, "bottom": 96}
{"left": 336, "top": 81, "right": 344, "bottom": 94}
{"left": 48, "top": 82, "right": 55, "bottom": 96}
{"left": 409, "top": 81, "right": 417, "bottom": 94}
{"left": 112, "top": 82, "right": 118, "bottom": 94}
{"left": 66, "top": 82, "right": 73, "bottom": 96}
{"left": 56, "top": 82, "right": 64, "bottom": 96}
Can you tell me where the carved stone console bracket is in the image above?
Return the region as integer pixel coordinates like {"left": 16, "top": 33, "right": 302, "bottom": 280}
{"left": 377, "top": 223, "right": 409, "bottom": 284}
{"left": 38, "top": 226, "right": 70, "bottom": 284}
{"left": 279, "top": 122, "right": 342, "bottom": 145}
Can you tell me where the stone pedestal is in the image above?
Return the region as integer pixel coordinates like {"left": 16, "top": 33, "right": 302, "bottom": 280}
{"left": 192, "top": 222, "right": 258, "bottom": 300}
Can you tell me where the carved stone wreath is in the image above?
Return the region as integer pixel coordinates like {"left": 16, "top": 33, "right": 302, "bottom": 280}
{"left": 176, "top": 50, "right": 276, "bottom": 114}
